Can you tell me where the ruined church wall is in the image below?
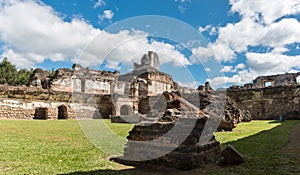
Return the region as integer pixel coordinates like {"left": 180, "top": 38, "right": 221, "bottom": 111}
{"left": 148, "top": 81, "right": 172, "bottom": 96}
{"left": 0, "top": 99, "right": 69, "bottom": 119}
{"left": 85, "top": 79, "right": 111, "bottom": 94}
{"left": 227, "top": 86, "right": 300, "bottom": 120}
{"left": 51, "top": 78, "right": 113, "bottom": 95}
{"left": 0, "top": 85, "right": 98, "bottom": 119}
{"left": 51, "top": 78, "right": 73, "bottom": 92}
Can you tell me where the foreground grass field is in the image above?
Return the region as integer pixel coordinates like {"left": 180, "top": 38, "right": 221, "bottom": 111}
{"left": 0, "top": 120, "right": 299, "bottom": 174}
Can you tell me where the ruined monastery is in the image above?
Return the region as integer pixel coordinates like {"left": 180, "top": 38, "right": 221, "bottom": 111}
{"left": 0, "top": 51, "right": 195, "bottom": 120}
{"left": 0, "top": 51, "right": 300, "bottom": 121}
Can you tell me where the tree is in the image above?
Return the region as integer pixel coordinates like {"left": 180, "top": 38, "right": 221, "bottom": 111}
{"left": 0, "top": 58, "right": 32, "bottom": 86}
{"left": 16, "top": 68, "right": 33, "bottom": 85}
{"left": 0, "top": 58, "right": 18, "bottom": 85}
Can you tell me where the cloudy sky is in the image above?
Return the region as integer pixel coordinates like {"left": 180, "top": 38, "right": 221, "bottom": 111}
{"left": 0, "top": 0, "right": 300, "bottom": 88}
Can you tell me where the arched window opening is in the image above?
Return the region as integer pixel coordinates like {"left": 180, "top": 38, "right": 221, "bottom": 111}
{"left": 58, "top": 105, "right": 68, "bottom": 119}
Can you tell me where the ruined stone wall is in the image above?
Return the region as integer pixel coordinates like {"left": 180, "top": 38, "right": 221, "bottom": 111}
{"left": 229, "top": 72, "right": 300, "bottom": 90}
{"left": 113, "top": 95, "right": 138, "bottom": 116}
{"left": 227, "top": 86, "right": 300, "bottom": 120}
{"left": 50, "top": 69, "right": 117, "bottom": 94}
{"left": 0, "top": 99, "right": 77, "bottom": 120}
{"left": 138, "top": 71, "right": 175, "bottom": 96}
{"left": 148, "top": 81, "right": 172, "bottom": 96}
{"left": 51, "top": 78, "right": 73, "bottom": 92}
{"left": 253, "top": 73, "right": 300, "bottom": 88}
{"left": 0, "top": 85, "right": 98, "bottom": 120}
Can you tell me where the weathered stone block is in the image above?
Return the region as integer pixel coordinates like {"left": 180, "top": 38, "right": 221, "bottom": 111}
{"left": 221, "top": 145, "right": 244, "bottom": 165}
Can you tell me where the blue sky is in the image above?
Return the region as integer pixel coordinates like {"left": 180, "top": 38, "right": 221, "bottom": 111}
{"left": 0, "top": 0, "right": 300, "bottom": 88}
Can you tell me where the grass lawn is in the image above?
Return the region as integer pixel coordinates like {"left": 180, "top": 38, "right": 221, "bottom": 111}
{"left": 212, "top": 120, "right": 300, "bottom": 175}
{"left": 0, "top": 120, "right": 133, "bottom": 174}
{"left": 0, "top": 119, "right": 299, "bottom": 174}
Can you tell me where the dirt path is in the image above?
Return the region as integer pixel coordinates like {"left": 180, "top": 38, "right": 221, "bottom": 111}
{"left": 283, "top": 123, "right": 300, "bottom": 167}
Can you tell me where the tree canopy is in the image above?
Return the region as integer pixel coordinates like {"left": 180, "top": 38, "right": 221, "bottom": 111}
{"left": 0, "top": 58, "right": 32, "bottom": 86}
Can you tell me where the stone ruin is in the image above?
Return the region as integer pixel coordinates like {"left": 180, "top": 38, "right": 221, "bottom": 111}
{"left": 112, "top": 82, "right": 251, "bottom": 131}
{"left": 111, "top": 117, "right": 222, "bottom": 170}
{"left": 229, "top": 72, "right": 300, "bottom": 90}
{"left": 111, "top": 90, "right": 221, "bottom": 170}
{"left": 0, "top": 51, "right": 189, "bottom": 120}
{"left": 197, "top": 83, "right": 252, "bottom": 131}
{"left": 111, "top": 85, "right": 247, "bottom": 170}
{"left": 227, "top": 72, "right": 300, "bottom": 120}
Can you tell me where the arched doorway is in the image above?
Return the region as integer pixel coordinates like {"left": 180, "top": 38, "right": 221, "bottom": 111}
{"left": 120, "top": 105, "right": 132, "bottom": 115}
{"left": 58, "top": 105, "right": 68, "bottom": 119}
{"left": 34, "top": 107, "right": 48, "bottom": 120}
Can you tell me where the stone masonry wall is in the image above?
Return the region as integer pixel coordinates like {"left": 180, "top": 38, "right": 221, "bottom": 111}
{"left": 227, "top": 86, "right": 300, "bottom": 120}
{"left": 0, "top": 85, "right": 98, "bottom": 119}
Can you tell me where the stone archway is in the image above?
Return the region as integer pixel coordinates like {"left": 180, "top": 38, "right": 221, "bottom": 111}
{"left": 120, "top": 105, "right": 132, "bottom": 115}
{"left": 58, "top": 105, "right": 68, "bottom": 119}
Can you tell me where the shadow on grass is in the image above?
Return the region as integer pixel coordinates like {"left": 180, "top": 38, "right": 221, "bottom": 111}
{"left": 60, "top": 164, "right": 210, "bottom": 175}
{"left": 210, "top": 120, "right": 300, "bottom": 175}
{"left": 268, "top": 120, "right": 281, "bottom": 124}
{"left": 63, "top": 121, "right": 300, "bottom": 175}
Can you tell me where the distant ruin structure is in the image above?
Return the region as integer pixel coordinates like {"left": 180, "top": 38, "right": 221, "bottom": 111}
{"left": 228, "top": 72, "right": 300, "bottom": 120}
{"left": 1, "top": 51, "right": 300, "bottom": 121}
{"left": 253, "top": 73, "right": 300, "bottom": 88}
{"left": 0, "top": 51, "right": 195, "bottom": 120}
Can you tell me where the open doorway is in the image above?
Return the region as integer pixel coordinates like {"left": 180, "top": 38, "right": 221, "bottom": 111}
{"left": 58, "top": 105, "right": 68, "bottom": 119}
{"left": 34, "top": 107, "right": 48, "bottom": 119}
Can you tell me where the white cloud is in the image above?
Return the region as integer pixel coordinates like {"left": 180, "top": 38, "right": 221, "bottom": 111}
{"left": 94, "top": 0, "right": 105, "bottom": 8}
{"left": 194, "top": 0, "right": 300, "bottom": 86}
{"left": 220, "top": 66, "right": 233, "bottom": 73}
{"left": 207, "top": 69, "right": 259, "bottom": 88}
{"left": 0, "top": 0, "right": 190, "bottom": 69}
{"left": 234, "top": 63, "right": 246, "bottom": 70}
{"left": 177, "top": 81, "right": 198, "bottom": 89}
{"left": 246, "top": 52, "right": 300, "bottom": 74}
{"left": 193, "top": 0, "right": 300, "bottom": 62}
{"left": 230, "top": 0, "right": 300, "bottom": 24}
{"left": 219, "top": 64, "right": 246, "bottom": 73}
{"left": 98, "top": 10, "right": 114, "bottom": 23}
{"left": 104, "top": 10, "right": 114, "bottom": 19}
{"left": 208, "top": 51, "right": 300, "bottom": 88}
{"left": 76, "top": 31, "right": 191, "bottom": 67}
{"left": 205, "top": 68, "right": 211, "bottom": 72}
{"left": 0, "top": 0, "right": 100, "bottom": 67}
{"left": 199, "top": 25, "right": 217, "bottom": 35}
{"left": 190, "top": 42, "right": 236, "bottom": 64}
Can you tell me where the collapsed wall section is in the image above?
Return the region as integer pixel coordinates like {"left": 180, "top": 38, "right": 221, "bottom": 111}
{"left": 227, "top": 86, "right": 300, "bottom": 120}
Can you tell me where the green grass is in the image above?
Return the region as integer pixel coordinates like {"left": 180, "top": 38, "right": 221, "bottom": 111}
{"left": 0, "top": 120, "right": 299, "bottom": 174}
{"left": 0, "top": 120, "right": 133, "bottom": 174}
{"left": 211, "top": 120, "right": 300, "bottom": 175}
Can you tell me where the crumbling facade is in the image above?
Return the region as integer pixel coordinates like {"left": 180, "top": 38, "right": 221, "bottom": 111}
{"left": 3, "top": 51, "right": 300, "bottom": 121}
{"left": 230, "top": 72, "right": 300, "bottom": 90}
{"left": 0, "top": 51, "right": 192, "bottom": 120}
{"left": 228, "top": 72, "right": 300, "bottom": 120}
